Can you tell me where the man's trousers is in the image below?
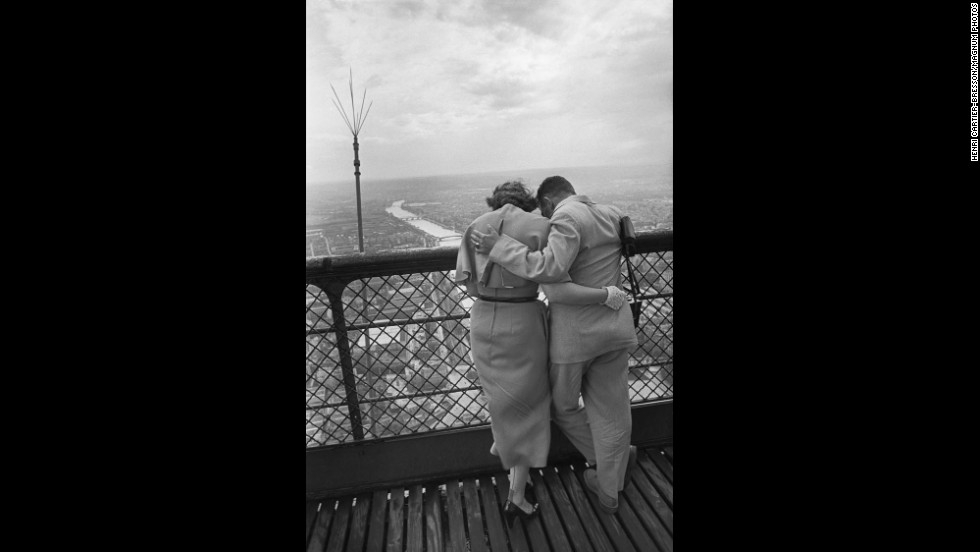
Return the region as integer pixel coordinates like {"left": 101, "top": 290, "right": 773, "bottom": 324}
{"left": 549, "top": 347, "right": 633, "bottom": 499}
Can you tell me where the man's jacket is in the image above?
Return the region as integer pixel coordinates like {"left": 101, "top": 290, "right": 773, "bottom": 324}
{"left": 488, "top": 195, "right": 638, "bottom": 363}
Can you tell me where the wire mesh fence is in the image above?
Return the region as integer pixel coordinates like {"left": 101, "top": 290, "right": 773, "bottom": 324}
{"left": 306, "top": 232, "right": 672, "bottom": 448}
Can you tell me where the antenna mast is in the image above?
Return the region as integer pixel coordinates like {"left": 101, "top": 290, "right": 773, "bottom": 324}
{"left": 330, "top": 68, "right": 374, "bottom": 253}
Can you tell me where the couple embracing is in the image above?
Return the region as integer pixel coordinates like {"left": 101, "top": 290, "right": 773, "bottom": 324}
{"left": 455, "top": 175, "right": 638, "bottom": 524}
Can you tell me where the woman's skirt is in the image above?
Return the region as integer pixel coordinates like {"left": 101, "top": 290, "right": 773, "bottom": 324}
{"left": 469, "top": 299, "right": 551, "bottom": 469}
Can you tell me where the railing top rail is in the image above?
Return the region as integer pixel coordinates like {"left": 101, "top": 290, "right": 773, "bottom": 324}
{"left": 306, "top": 229, "right": 672, "bottom": 281}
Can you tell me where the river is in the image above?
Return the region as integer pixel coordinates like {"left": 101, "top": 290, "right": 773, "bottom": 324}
{"left": 386, "top": 200, "right": 462, "bottom": 246}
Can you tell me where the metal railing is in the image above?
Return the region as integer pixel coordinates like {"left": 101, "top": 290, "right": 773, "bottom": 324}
{"left": 306, "top": 230, "right": 672, "bottom": 448}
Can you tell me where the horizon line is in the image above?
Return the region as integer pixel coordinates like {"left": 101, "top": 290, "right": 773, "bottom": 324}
{"left": 306, "top": 161, "right": 672, "bottom": 187}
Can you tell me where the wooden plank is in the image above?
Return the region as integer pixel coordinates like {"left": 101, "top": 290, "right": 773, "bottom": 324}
{"left": 541, "top": 467, "right": 594, "bottom": 552}
{"left": 647, "top": 448, "right": 673, "bottom": 484}
{"left": 325, "top": 497, "right": 352, "bottom": 552}
{"left": 307, "top": 499, "right": 335, "bottom": 552}
{"left": 445, "top": 480, "right": 467, "bottom": 552}
{"left": 306, "top": 501, "right": 320, "bottom": 547}
{"left": 512, "top": 471, "right": 551, "bottom": 552}
{"left": 387, "top": 487, "right": 406, "bottom": 552}
{"left": 406, "top": 485, "right": 424, "bottom": 552}
{"left": 614, "top": 488, "right": 659, "bottom": 552}
{"left": 477, "top": 475, "right": 509, "bottom": 552}
{"left": 521, "top": 496, "right": 552, "bottom": 552}
{"left": 462, "top": 478, "right": 489, "bottom": 552}
{"left": 622, "top": 478, "right": 672, "bottom": 552}
{"left": 627, "top": 461, "right": 673, "bottom": 535}
{"left": 571, "top": 462, "right": 636, "bottom": 552}
{"left": 346, "top": 493, "right": 373, "bottom": 552}
{"left": 557, "top": 465, "right": 616, "bottom": 552}
{"left": 424, "top": 484, "right": 445, "bottom": 552}
{"left": 365, "top": 489, "right": 388, "bottom": 552}
{"left": 638, "top": 451, "right": 673, "bottom": 508}
{"left": 492, "top": 472, "right": 533, "bottom": 552}
{"left": 661, "top": 445, "right": 673, "bottom": 464}
{"left": 530, "top": 469, "right": 573, "bottom": 552}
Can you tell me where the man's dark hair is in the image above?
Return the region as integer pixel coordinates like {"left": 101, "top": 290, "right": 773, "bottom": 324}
{"left": 536, "top": 176, "right": 576, "bottom": 204}
{"left": 486, "top": 180, "right": 538, "bottom": 212}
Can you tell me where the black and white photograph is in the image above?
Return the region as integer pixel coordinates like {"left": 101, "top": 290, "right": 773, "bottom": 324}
{"left": 21, "top": 2, "right": 978, "bottom": 550}
{"left": 292, "top": 2, "right": 980, "bottom": 551}
{"left": 306, "top": 1, "right": 673, "bottom": 550}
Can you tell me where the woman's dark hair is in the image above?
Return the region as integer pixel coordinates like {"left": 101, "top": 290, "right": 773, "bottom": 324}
{"left": 485, "top": 180, "right": 538, "bottom": 212}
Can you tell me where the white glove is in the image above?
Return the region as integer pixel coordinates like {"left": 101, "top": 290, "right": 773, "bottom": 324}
{"left": 602, "top": 286, "right": 628, "bottom": 310}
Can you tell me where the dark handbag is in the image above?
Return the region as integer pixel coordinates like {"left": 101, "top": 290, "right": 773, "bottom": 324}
{"left": 619, "top": 216, "right": 642, "bottom": 328}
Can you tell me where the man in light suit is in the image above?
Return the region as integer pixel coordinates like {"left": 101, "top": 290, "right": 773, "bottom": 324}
{"left": 472, "top": 175, "right": 638, "bottom": 514}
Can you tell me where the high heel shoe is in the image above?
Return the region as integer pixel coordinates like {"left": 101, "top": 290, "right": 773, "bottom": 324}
{"left": 523, "top": 480, "right": 535, "bottom": 503}
{"left": 503, "top": 499, "right": 539, "bottom": 527}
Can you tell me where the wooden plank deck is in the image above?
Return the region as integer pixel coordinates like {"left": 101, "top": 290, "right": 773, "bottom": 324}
{"left": 306, "top": 443, "right": 673, "bottom": 552}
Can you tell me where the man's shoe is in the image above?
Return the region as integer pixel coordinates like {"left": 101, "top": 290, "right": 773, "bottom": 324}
{"left": 624, "top": 445, "right": 638, "bottom": 484}
{"left": 582, "top": 468, "right": 619, "bottom": 514}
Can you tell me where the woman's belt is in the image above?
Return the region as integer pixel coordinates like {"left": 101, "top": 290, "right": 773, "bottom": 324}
{"left": 478, "top": 295, "right": 538, "bottom": 303}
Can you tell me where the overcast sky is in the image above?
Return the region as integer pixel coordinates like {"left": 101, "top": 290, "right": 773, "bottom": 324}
{"left": 306, "top": 0, "right": 672, "bottom": 183}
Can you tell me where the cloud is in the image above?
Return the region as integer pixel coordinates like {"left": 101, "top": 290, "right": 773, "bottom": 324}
{"left": 461, "top": 75, "right": 532, "bottom": 109}
{"left": 306, "top": 0, "right": 673, "bottom": 181}
{"left": 387, "top": 1, "right": 429, "bottom": 19}
{"left": 479, "top": 0, "right": 567, "bottom": 38}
